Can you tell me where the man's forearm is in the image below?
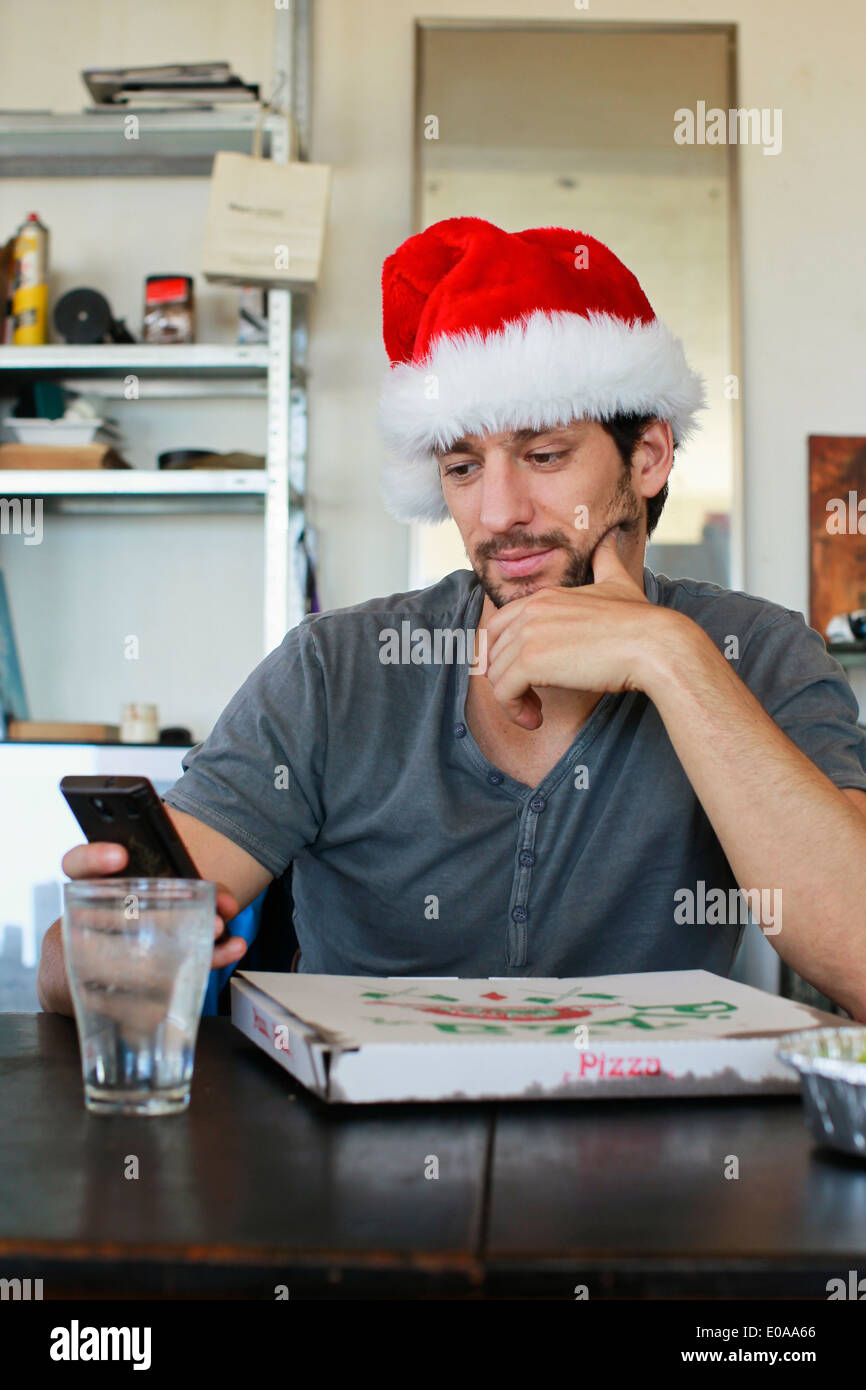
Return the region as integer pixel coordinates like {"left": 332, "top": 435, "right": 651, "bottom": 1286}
{"left": 36, "top": 919, "right": 74, "bottom": 1016}
{"left": 641, "top": 613, "right": 866, "bottom": 1019}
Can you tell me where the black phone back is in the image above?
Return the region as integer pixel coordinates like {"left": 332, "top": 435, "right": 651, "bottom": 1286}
{"left": 59, "top": 775, "right": 200, "bottom": 878}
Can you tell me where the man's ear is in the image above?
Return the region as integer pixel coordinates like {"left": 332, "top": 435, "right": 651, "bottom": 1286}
{"left": 633, "top": 419, "right": 674, "bottom": 501}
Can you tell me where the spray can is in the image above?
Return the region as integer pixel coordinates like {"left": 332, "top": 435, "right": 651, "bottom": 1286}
{"left": 12, "top": 213, "right": 50, "bottom": 345}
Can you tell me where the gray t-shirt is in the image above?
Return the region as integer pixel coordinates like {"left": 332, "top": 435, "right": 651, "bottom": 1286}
{"left": 163, "top": 567, "right": 866, "bottom": 978}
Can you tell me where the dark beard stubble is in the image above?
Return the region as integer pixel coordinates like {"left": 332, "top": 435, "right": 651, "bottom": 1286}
{"left": 471, "top": 466, "right": 643, "bottom": 610}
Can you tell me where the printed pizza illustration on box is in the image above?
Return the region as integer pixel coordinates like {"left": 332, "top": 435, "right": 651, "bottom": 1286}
{"left": 360, "top": 984, "right": 738, "bottom": 1035}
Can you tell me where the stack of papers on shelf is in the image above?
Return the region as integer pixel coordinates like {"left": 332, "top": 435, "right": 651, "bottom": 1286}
{"left": 230, "top": 969, "right": 843, "bottom": 1105}
{"left": 82, "top": 62, "right": 259, "bottom": 108}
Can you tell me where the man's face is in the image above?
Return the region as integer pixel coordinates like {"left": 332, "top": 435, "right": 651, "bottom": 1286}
{"left": 436, "top": 419, "right": 656, "bottom": 609}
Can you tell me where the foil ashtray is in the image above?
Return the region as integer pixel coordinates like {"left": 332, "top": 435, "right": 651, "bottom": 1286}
{"left": 777, "top": 1026, "right": 866, "bottom": 1159}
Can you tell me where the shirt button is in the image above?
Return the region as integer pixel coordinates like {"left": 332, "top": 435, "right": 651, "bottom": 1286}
{"left": 512, "top": 906, "right": 528, "bottom": 924}
{"left": 529, "top": 795, "right": 546, "bottom": 813}
{"left": 454, "top": 722, "right": 467, "bottom": 738}
{"left": 487, "top": 770, "right": 504, "bottom": 785}
{"left": 519, "top": 849, "right": 535, "bottom": 868}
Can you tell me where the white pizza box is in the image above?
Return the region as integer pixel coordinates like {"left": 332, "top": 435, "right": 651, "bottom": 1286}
{"left": 229, "top": 969, "right": 843, "bottom": 1105}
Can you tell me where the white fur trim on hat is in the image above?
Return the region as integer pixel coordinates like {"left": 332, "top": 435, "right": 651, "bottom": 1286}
{"left": 378, "top": 309, "right": 706, "bottom": 523}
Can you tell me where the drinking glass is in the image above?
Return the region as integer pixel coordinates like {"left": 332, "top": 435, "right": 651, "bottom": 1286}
{"left": 62, "top": 878, "right": 216, "bottom": 1116}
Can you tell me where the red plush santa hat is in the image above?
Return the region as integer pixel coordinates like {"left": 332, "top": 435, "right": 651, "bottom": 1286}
{"left": 378, "top": 216, "right": 705, "bottom": 523}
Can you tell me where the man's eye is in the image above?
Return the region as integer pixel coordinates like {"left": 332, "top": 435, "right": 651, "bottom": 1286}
{"left": 443, "top": 462, "right": 477, "bottom": 478}
{"left": 528, "top": 451, "right": 567, "bottom": 464}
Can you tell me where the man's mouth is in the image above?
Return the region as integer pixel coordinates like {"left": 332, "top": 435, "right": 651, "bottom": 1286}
{"left": 492, "top": 547, "right": 556, "bottom": 578}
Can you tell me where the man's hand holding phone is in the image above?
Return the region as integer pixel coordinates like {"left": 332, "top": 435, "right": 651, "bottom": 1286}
{"left": 59, "top": 839, "right": 248, "bottom": 971}
{"left": 58, "top": 775, "right": 251, "bottom": 969}
{"left": 39, "top": 776, "right": 271, "bottom": 1016}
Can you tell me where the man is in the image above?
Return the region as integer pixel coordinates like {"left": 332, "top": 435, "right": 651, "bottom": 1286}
{"left": 38, "top": 216, "right": 866, "bottom": 1018}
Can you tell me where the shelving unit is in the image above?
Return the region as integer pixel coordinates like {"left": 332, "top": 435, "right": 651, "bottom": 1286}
{"left": 831, "top": 646, "right": 866, "bottom": 671}
{"left": 0, "top": 0, "right": 313, "bottom": 661}
{"left": 0, "top": 344, "right": 271, "bottom": 373}
{"left": 0, "top": 6, "right": 317, "bottom": 989}
{"left": 0, "top": 469, "right": 269, "bottom": 496}
{"left": 0, "top": 109, "right": 281, "bottom": 178}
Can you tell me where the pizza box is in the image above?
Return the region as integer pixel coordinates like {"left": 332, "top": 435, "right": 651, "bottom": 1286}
{"left": 229, "top": 969, "right": 845, "bottom": 1104}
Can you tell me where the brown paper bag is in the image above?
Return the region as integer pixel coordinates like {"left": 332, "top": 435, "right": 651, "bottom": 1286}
{"left": 201, "top": 107, "right": 331, "bottom": 290}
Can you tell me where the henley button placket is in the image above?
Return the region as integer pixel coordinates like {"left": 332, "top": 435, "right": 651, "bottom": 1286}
{"left": 507, "top": 791, "right": 549, "bottom": 969}
{"left": 451, "top": 611, "right": 619, "bottom": 974}
{"left": 451, "top": 620, "right": 622, "bottom": 974}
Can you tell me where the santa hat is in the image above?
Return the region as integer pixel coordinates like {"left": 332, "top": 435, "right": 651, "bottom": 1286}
{"left": 378, "top": 216, "right": 705, "bottom": 523}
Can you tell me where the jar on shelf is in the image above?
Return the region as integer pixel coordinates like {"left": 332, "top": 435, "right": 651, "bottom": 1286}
{"left": 120, "top": 703, "right": 159, "bottom": 743}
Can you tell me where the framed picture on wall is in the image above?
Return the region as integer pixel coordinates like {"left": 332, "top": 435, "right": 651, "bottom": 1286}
{"left": 808, "top": 436, "right": 866, "bottom": 640}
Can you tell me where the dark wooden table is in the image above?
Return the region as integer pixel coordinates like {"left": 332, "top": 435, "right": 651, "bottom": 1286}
{"left": 2, "top": 1012, "right": 865, "bottom": 1299}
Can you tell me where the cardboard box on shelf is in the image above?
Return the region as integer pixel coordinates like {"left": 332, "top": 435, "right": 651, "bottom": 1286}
{"left": 6, "top": 720, "right": 121, "bottom": 741}
{"left": 230, "top": 969, "right": 844, "bottom": 1105}
{"left": 0, "top": 443, "right": 129, "bottom": 470}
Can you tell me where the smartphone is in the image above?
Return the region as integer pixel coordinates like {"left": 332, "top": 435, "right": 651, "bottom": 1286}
{"left": 59, "top": 775, "right": 230, "bottom": 944}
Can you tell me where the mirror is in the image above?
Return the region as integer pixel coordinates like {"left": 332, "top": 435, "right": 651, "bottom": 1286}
{"left": 412, "top": 20, "right": 741, "bottom": 591}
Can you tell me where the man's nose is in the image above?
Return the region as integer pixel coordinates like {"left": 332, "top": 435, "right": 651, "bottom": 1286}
{"left": 478, "top": 452, "right": 533, "bottom": 533}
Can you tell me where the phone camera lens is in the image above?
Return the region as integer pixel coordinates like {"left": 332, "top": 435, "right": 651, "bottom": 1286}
{"left": 90, "top": 796, "right": 114, "bottom": 821}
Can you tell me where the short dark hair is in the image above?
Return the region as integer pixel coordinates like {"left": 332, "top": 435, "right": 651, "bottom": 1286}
{"left": 597, "top": 413, "right": 673, "bottom": 541}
